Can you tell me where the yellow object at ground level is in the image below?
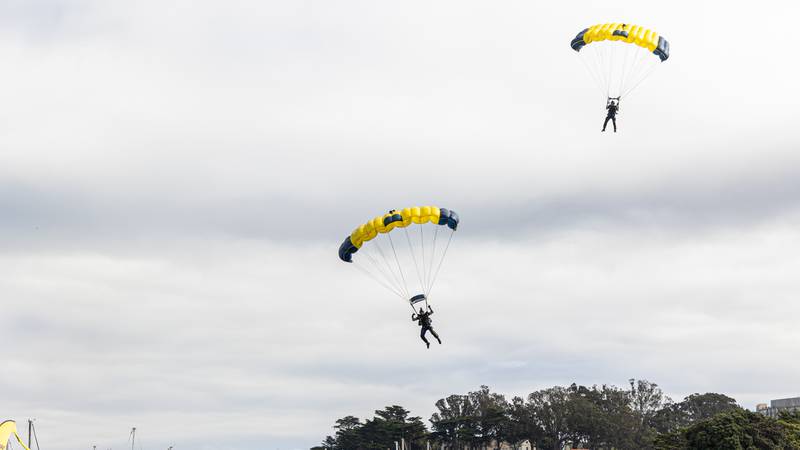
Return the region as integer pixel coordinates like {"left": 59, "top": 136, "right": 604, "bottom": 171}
{"left": 0, "top": 421, "right": 31, "bottom": 450}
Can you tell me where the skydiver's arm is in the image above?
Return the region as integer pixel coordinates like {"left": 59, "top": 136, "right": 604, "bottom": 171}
{"left": 428, "top": 305, "right": 433, "bottom": 314}
{"left": 412, "top": 313, "right": 418, "bottom": 321}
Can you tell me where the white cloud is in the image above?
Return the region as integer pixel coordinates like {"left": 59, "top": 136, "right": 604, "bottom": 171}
{"left": 2, "top": 0, "right": 800, "bottom": 449}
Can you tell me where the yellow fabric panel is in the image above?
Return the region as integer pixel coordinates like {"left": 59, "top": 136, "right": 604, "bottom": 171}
{"left": 581, "top": 23, "right": 661, "bottom": 54}
{"left": 647, "top": 29, "right": 659, "bottom": 51}
{"left": 350, "top": 206, "right": 441, "bottom": 248}
{"left": 631, "top": 25, "right": 645, "bottom": 46}
{"left": 0, "top": 421, "right": 31, "bottom": 450}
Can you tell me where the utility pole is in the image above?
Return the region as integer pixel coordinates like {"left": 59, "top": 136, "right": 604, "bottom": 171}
{"left": 130, "top": 427, "right": 136, "bottom": 450}
{"left": 27, "top": 419, "right": 33, "bottom": 448}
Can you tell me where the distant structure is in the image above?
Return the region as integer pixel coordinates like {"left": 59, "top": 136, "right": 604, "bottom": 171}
{"left": 756, "top": 397, "right": 800, "bottom": 417}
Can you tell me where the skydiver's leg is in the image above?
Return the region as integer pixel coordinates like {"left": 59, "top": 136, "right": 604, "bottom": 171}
{"left": 612, "top": 117, "right": 617, "bottom": 132}
{"left": 429, "top": 328, "right": 441, "bottom": 344}
{"left": 420, "top": 327, "right": 430, "bottom": 348}
{"left": 602, "top": 116, "right": 611, "bottom": 131}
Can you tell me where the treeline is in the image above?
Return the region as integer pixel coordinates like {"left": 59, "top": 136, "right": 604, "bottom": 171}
{"left": 312, "top": 379, "right": 800, "bottom": 450}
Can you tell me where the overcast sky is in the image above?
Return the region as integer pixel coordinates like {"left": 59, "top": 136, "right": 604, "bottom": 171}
{"left": 2, "top": 0, "right": 800, "bottom": 449}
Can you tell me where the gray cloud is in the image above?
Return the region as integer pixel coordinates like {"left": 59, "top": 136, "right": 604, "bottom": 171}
{"left": 2, "top": 1, "right": 800, "bottom": 449}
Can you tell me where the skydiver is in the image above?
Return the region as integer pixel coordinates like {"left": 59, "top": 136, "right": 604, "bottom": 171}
{"left": 602, "top": 97, "right": 619, "bottom": 132}
{"left": 412, "top": 305, "right": 441, "bottom": 348}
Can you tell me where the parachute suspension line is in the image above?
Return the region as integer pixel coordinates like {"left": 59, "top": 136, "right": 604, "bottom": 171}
{"left": 597, "top": 44, "right": 613, "bottom": 98}
{"left": 419, "top": 225, "right": 427, "bottom": 294}
{"left": 425, "top": 226, "right": 439, "bottom": 295}
{"left": 363, "top": 241, "right": 402, "bottom": 294}
{"left": 606, "top": 42, "right": 615, "bottom": 98}
{"left": 371, "top": 237, "right": 408, "bottom": 298}
{"left": 622, "top": 62, "right": 658, "bottom": 98}
{"left": 621, "top": 49, "right": 648, "bottom": 96}
{"left": 353, "top": 261, "right": 404, "bottom": 299}
{"left": 386, "top": 233, "right": 410, "bottom": 300}
{"left": 617, "top": 44, "right": 640, "bottom": 98}
{"left": 620, "top": 46, "right": 652, "bottom": 95}
{"left": 403, "top": 227, "right": 425, "bottom": 295}
{"left": 358, "top": 245, "right": 406, "bottom": 298}
{"left": 577, "top": 53, "right": 605, "bottom": 95}
{"left": 426, "top": 229, "right": 455, "bottom": 298}
{"left": 588, "top": 45, "right": 607, "bottom": 97}
{"left": 617, "top": 42, "right": 632, "bottom": 96}
{"left": 365, "top": 246, "right": 406, "bottom": 294}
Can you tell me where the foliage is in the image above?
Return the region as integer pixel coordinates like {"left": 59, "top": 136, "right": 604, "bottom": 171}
{"left": 682, "top": 409, "right": 796, "bottom": 449}
{"left": 322, "top": 407, "right": 428, "bottom": 450}
{"left": 315, "top": 382, "right": 800, "bottom": 450}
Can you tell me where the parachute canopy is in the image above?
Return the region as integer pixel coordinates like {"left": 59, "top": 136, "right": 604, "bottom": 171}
{"left": 570, "top": 23, "right": 670, "bottom": 99}
{"left": 339, "top": 206, "right": 459, "bottom": 307}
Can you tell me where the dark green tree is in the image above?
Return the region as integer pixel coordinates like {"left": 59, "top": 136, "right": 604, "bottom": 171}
{"left": 568, "top": 383, "right": 639, "bottom": 449}
{"left": 333, "top": 416, "right": 363, "bottom": 450}
{"left": 430, "top": 394, "right": 477, "bottom": 448}
{"left": 654, "top": 392, "right": 741, "bottom": 434}
{"left": 525, "top": 386, "right": 576, "bottom": 450}
{"left": 467, "top": 385, "right": 511, "bottom": 449}
{"left": 629, "top": 378, "right": 671, "bottom": 447}
{"left": 507, "top": 396, "right": 544, "bottom": 449}
{"left": 683, "top": 409, "right": 793, "bottom": 449}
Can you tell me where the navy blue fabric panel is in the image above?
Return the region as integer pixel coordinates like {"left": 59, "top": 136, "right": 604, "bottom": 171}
{"left": 570, "top": 28, "right": 589, "bottom": 51}
{"left": 447, "top": 210, "right": 460, "bottom": 230}
{"left": 654, "top": 36, "right": 670, "bottom": 62}
{"left": 338, "top": 236, "right": 357, "bottom": 262}
{"left": 383, "top": 213, "right": 404, "bottom": 226}
{"left": 438, "top": 208, "right": 449, "bottom": 226}
{"left": 438, "top": 208, "right": 460, "bottom": 230}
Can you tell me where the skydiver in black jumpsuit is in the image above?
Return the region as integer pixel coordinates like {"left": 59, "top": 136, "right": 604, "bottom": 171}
{"left": 602, "top": 98, "right": 619, "bottom": 132}
{"left": 412, "top": 305, "right": 441, "bottom": 348}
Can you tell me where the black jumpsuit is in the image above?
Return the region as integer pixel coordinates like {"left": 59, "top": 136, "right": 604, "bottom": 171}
{"left": 413, "top": 308, "right": 441, "bottom": 347}
{"left": 603, "top": 102, "right": 618, "bottom": 132}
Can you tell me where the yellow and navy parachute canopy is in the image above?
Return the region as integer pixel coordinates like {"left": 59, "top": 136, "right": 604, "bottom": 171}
{"left": 571, "top": 23, "right": 669, "bottom": 62}
{"left": 339, "top": 206, "right": 459, "bottom": 263}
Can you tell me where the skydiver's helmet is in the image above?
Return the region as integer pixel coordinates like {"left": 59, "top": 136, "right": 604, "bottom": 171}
{"left": 419, "top": 307, "right": 425, "bottom": 314}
